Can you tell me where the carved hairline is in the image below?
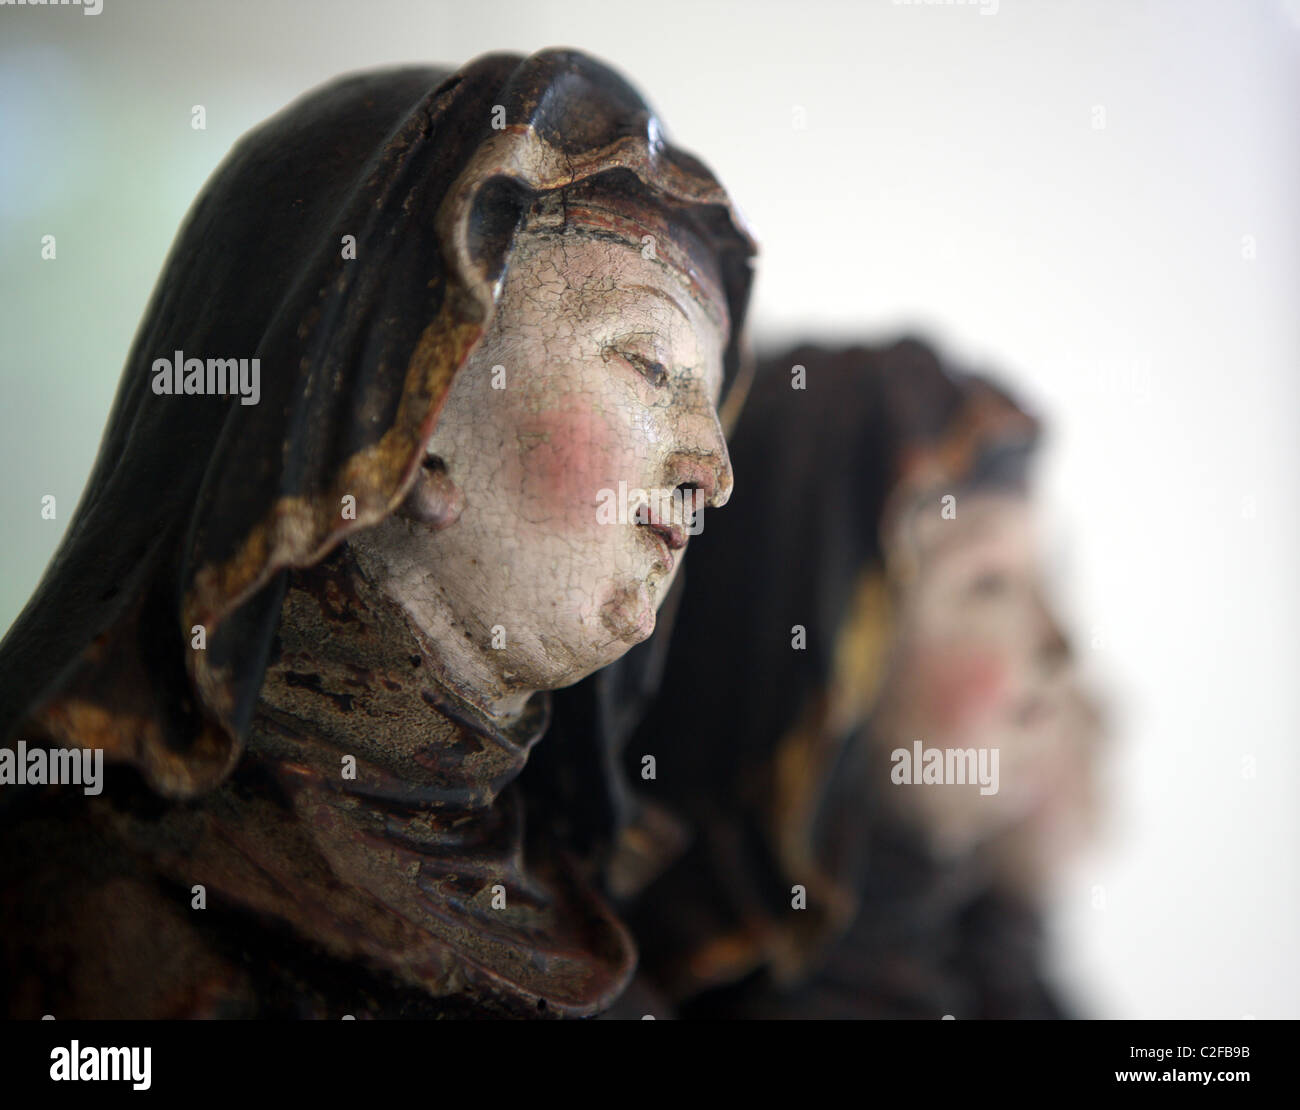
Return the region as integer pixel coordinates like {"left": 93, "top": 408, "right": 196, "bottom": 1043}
{"left": 441, "top": 126, "right": 748, "bottom": 334}
{"left": 510, "top": 186, "right": 732, "bottom": 334}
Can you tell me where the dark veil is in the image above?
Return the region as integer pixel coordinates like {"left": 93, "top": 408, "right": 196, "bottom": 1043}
{"left": 0, "top": 50, "right": 756, "bottom": 1018}
{"left": 0, "top": 49, "right": 756, "bottom": 802}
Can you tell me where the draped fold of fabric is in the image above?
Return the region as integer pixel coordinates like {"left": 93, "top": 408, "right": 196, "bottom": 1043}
{"left": 0, "top": 50, "right": 755, "bottom": 1018}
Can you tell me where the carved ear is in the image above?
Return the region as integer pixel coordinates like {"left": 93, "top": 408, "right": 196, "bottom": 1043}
{"left": 398, "top": 455, "right": 464, "bottom": 529}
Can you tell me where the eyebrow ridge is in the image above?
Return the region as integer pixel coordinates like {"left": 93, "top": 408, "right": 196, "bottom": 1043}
{"left": 624, "top": 283, "right": 692, "bottom": 324}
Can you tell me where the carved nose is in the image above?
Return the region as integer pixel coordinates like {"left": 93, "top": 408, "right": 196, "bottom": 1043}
{"left": 669, "top": 439, "right": 732, "bottom": 509}
{"left": 710, "top": 443, "right": 734, "bottom": 508}
{"left": 1034, "top": 595, "right": 1072, "bottom": 675}
{"left": 699, "top": 409, "right": 735, "bottom": 508}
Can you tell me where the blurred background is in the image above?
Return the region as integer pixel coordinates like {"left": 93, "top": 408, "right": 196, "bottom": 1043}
{"left": 1, "top": 0, "right": 1296, "bottom": 1018}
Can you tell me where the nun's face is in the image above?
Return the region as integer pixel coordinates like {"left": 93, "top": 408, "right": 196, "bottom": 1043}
{"left": 350, "top": 229, "right": 732, "bottom": 717}
{"left": 872, "top": 492, "right": 1099, "bottom": 882}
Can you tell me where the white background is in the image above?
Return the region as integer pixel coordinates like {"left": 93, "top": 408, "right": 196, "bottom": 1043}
{"left": 1, "top": 0, "right": 1296, "bottom": 1018}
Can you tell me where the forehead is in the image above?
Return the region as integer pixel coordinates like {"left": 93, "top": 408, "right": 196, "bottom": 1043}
{"left": 894, "top": 490, "right": 1034, "bottom": 572}
{"left": 509, "top": 230, "right": 729, "bottom": 338}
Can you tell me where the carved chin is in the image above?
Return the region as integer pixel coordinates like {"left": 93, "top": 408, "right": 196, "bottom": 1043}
{"left": 598, "top": 580, "right": 656, "bottom": 645}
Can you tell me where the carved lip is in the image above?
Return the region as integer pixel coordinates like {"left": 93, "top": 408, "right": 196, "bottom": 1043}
{"left": 639, "top": 521, "right": 686, "bottom": 569}
{"left": 646, "top": 521, "right": 688, "bottom": 551}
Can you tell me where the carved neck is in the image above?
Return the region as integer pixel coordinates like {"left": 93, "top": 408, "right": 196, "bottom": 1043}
{"left": 249, "top": 545, "right": 549, "bottom": 811}
{"left": 224, "top": 548, "right": 637, "bottom": 1017}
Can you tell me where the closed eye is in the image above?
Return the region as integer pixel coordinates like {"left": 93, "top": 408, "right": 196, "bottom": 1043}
{"left": 605, "top": 344, "right": 669, "bottom": 388}
{"left": 967, "top": 570, "right": 1012, "bottom": 598}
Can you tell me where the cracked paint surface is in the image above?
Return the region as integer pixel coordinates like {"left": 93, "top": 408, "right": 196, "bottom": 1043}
{"left": 350, "top": 224, "right": 732, "bottom": 724}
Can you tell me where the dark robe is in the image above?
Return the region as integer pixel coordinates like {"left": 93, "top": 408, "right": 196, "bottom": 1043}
{"left": 0, "top": 50, "right": 755, "bottom": 1018}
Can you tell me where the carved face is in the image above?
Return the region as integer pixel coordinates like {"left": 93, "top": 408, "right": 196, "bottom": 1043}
{"left": 873, "top": 491, "right": 1099, "bottom": 884}
{"left": 350, "top": 227, "right": 732, "bottom": 715}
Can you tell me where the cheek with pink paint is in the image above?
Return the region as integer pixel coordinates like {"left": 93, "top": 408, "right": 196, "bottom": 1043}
{"left": 514, "top": 400, "right": 641, "bottom": 532}
{"left": 909, "top": 642, "right": 1013, "bottom": 738}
